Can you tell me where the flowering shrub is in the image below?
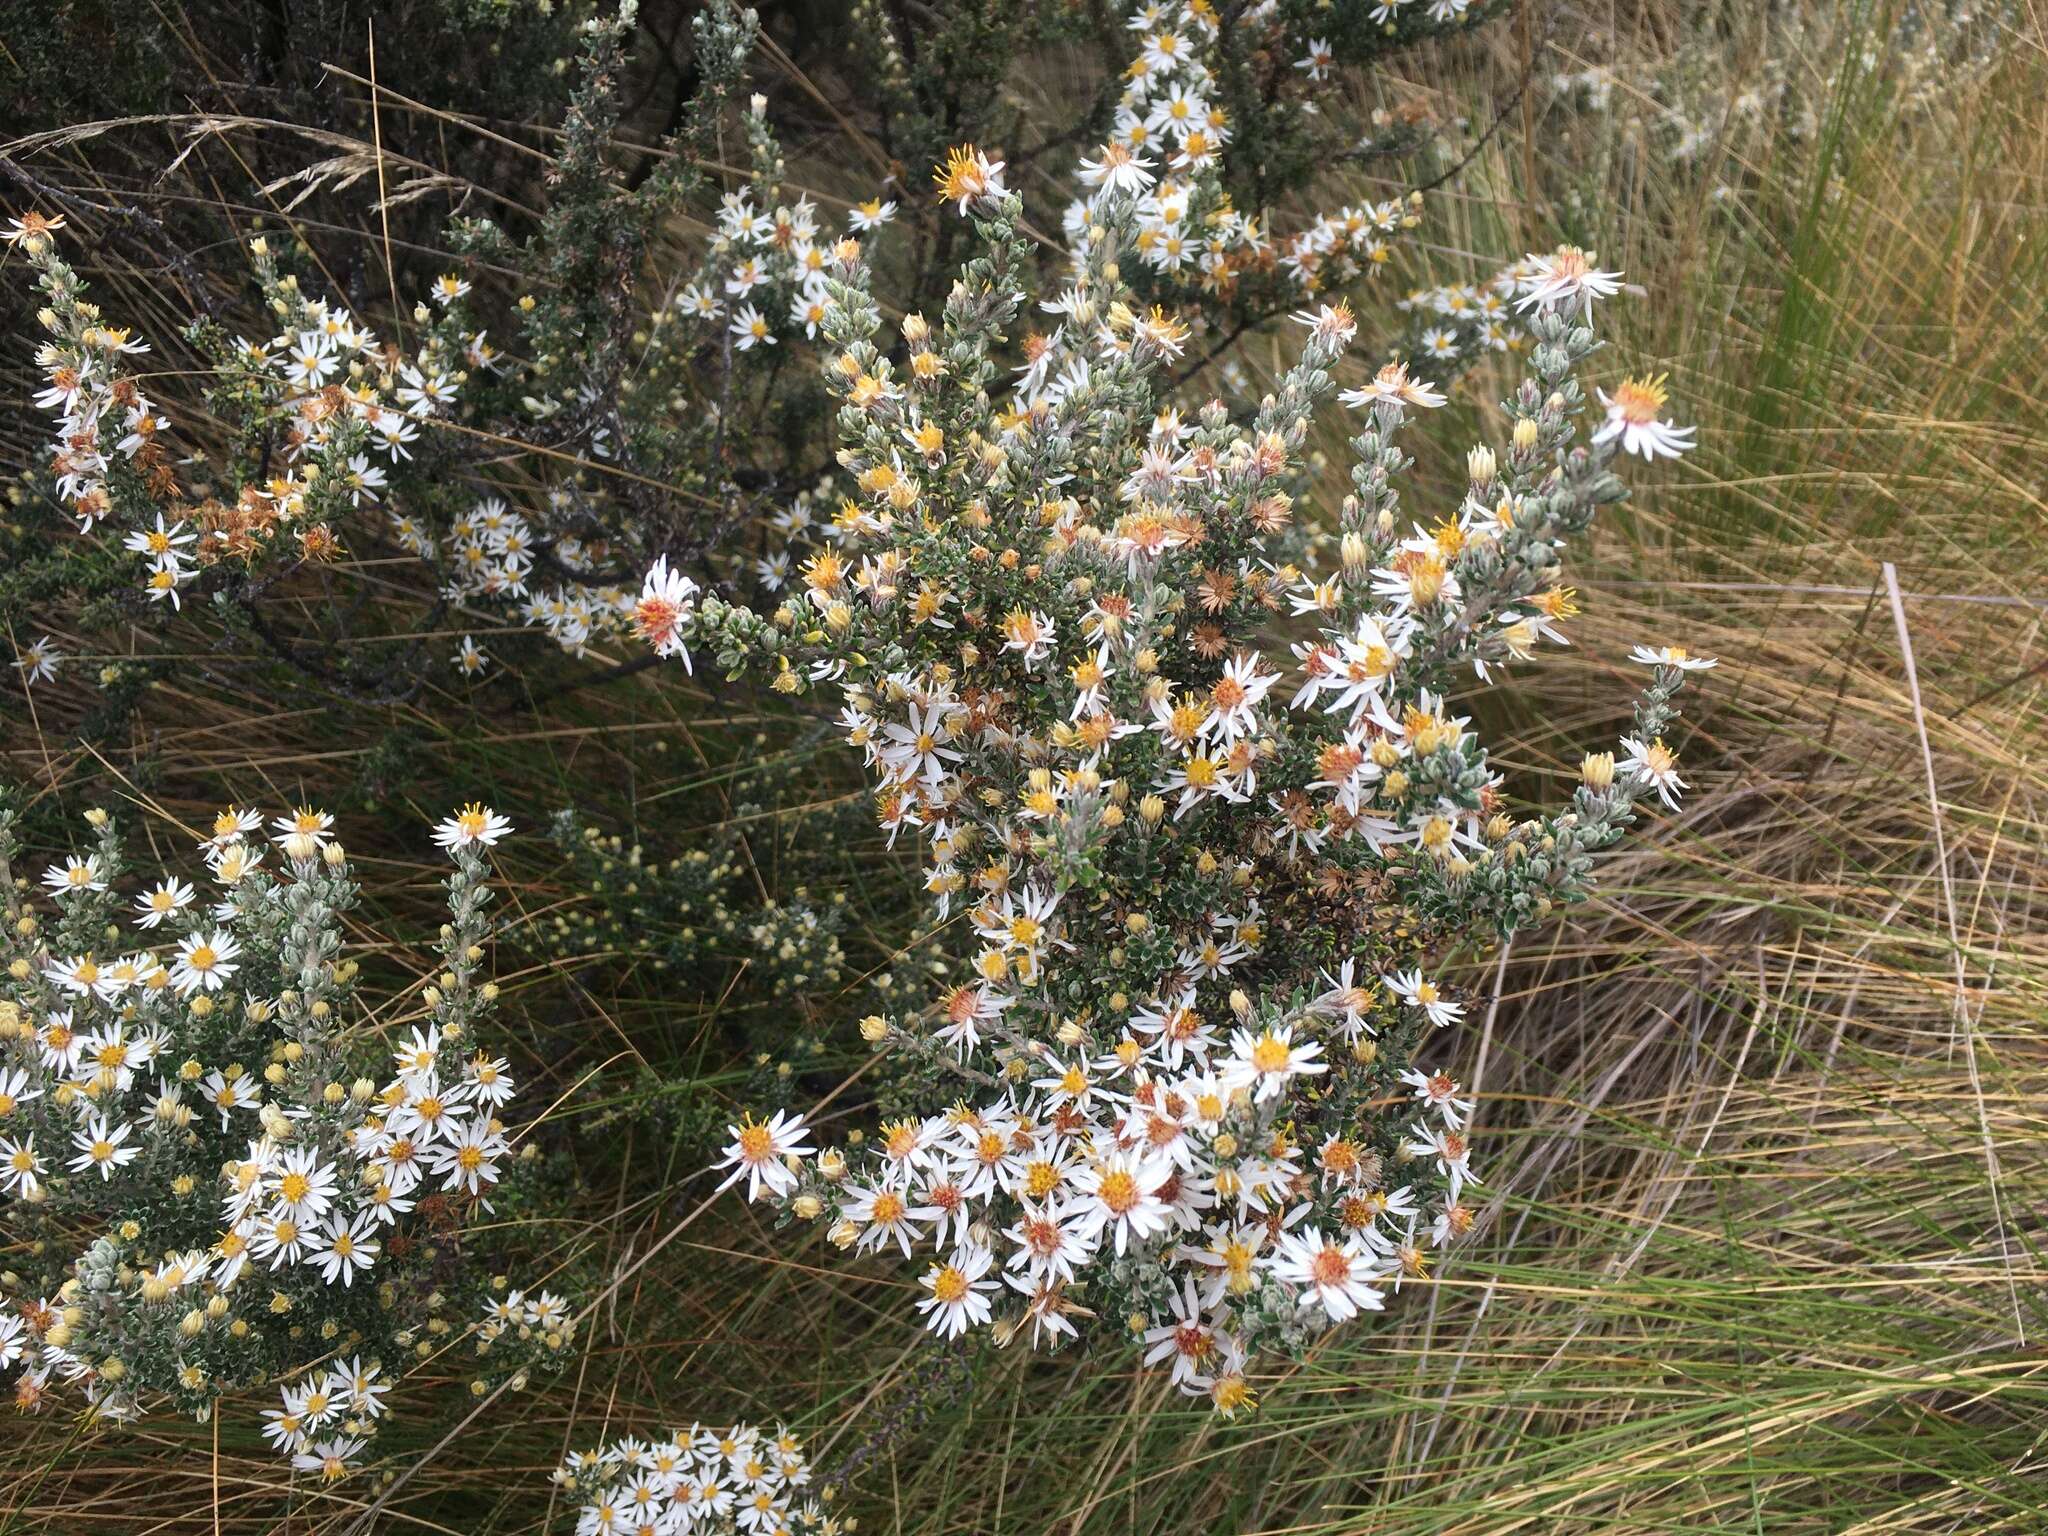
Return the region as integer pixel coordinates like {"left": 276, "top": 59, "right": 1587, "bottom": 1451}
{"left": 846, "top": 0, "right": 1491, "bottom": 313}
{"left": 0, "top": 793, "right": 559, "bottom": 1478}
{"left": 661, "top": 160, "right": 1706, "bottom": 1409}
{"left": 12, "top": 210, "right": 486, "bottom": 612}
{"left": 3, "top": 2, "right": 776, "bottom": 683}
{"left": 4, "top": 0, "right": 1514, "bottom": 727}
{"left": 556, "top": 1419, "right": 833, "bottom": 1535}
{"left": 0, "top": 0, "right": 1720, "bottom": 1502}
{"left": 1051, "top": 4, "right": 1435, "bottom": 321}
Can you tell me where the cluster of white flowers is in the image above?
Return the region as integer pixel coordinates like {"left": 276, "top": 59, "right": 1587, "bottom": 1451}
{"left": 1053, "top": 3, "right": 1426, "bottom": 310}
{"left": 673, "top": 152, "right": 1706, "bottom": 1413}
{"left": 260, "top": 1355, "right": 387, "bottom": 1482}
{"left": 0, "top": 796, "right": 538, "bottom": 1479}
{"left": 555, "top": 1420, "right": 835, "bottom": 1535}
{"left": 676, "top": 179, "right": 893, "bottom": 353}
{"left": 1395, "top": 263, "right": 1538, "bottom": 363}
{"left": 8, "top": 211, "right": 681, "bottom": 672}
{"left": 8, "top": 213, "right": 187, "bottom": 605}
{"left": 251, "top": 267, "right": 473, "bottom": 462}
{"left": 2, "top": 0, "right": 1508, "bottom": 706}
{"left": 226, "top": 247, "right": 598, "bottom": 675}
{"left": 415, "top": 489, "right": 650, "bottom": 661}
{"left": 10, "top": 214, "right": 493, "bottom": 614}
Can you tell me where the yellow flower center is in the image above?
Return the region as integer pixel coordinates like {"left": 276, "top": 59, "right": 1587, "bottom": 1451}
{"left": 1611, "top": 374, "right": 1670, "bottom": 424}
{"left": 1310, "top": 1246, "right": 1352, "bottom": 1286}
{"left": 1096, "top": 1169, "right": 1138, "bottom": 1214}
{"left": 869, "top": 1190, "right": 906, "bottom": 1225}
